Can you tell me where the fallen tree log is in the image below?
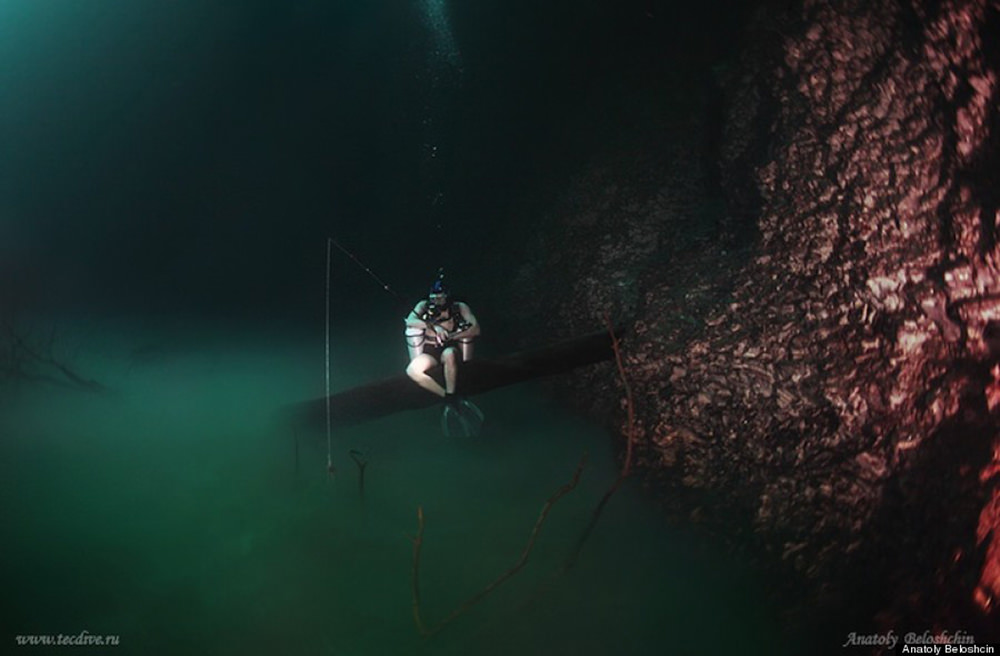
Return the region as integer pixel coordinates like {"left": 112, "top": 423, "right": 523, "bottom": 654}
{"left": 287, "top": 328, "right": 621, "bottom": 430}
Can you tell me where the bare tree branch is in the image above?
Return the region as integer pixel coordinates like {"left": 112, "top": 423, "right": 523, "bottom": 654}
{"left": 410, "top": 454, "right": 587, "bottom": 638}
{"left": 0, "top": 313, "right": 106, "bottom": 392}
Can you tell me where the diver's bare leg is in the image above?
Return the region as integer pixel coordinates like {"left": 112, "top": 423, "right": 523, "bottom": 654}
{"left": 406, "top": 354, "right": 446, "bottom": 397}
{"left": 441, "top": 347, "right": 458, "bottom": 395}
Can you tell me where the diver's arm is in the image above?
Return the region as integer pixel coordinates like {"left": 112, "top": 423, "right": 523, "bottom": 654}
{"left": 451, "top": 303, "right": 479, "bottom": 361}
{"left": 448, "top": 303, "right": 480, "bottom": 340}
{"left": 405, "top": 302, "right": 431, "bottom": 329}
{"left": 405, "top": 301, "right": 437, "bottom": 354}
{"left": 406, "top": 301, "right": 450, "bottom": 345}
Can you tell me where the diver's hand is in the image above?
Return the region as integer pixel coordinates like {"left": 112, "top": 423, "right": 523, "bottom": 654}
{"left": 432, "top": 324, "right": 449, "bottom": 345}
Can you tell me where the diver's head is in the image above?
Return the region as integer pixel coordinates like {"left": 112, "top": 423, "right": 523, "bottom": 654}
{"left": 429, "top": 269, "right": 449, "bottom": 304}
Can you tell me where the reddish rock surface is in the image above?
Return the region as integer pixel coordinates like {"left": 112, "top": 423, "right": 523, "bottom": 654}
{"left": 517, "top": 0, "right": 1000, "bottom": 641}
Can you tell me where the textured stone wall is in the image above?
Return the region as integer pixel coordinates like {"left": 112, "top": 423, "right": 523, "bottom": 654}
{"left": 520, "top": 0, "right": 1000, "bottom": 637}
{"left": 705, "top": 0, "right": 1000, "bottom": 631}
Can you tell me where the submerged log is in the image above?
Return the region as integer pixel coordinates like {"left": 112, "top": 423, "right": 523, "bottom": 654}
{"left": 288, "top": 329, "right": 620, "bottom": 429}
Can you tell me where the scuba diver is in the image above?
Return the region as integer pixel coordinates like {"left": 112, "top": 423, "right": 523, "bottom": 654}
{"left": 404, "top": 270, "right": 485, "bottom": 436}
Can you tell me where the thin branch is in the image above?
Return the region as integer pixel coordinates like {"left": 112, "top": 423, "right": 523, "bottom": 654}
{"left": 349, "top": 449, "right": 368, "bottom": 502}
{"left": 293, "top": 427, "right": 300, "bottom": 477}
{"left": 410, "top": 507, "right": 427, "bottom": 636}
{"left": 564, "top": 314, "right": 636, "bottom": 569}
{"left": 411, "top": 454, "right": 587, "bottom": 637}
{"left": 2, "top": 321, "right": 106, "bottom": 392}
{"left": 606, "top": 314, "right": 635, "bottom": 476}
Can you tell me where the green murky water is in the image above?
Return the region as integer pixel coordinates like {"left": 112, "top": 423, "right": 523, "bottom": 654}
{"left": 3, "top": 318, "right": 796, "bottom": 655}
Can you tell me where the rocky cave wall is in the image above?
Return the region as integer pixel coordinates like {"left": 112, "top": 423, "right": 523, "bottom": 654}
{"left": 517, "top": 0, "right": 1000, "bottom": 637}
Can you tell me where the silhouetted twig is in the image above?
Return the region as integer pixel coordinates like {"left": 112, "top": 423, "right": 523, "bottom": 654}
{"left": 564, "top": 314, "right": 635, "bottom": 569}
{"left": 349, "top": 449, "right": 368, "bottom": 502}
{"left": 1, "top": 318, "right": 106, "bottom": 392}
{"left": 293, "top": 427, "right": 300, "bottom": 476}
{"left": 410, "top": 454, "right": 587, "bottom": 637}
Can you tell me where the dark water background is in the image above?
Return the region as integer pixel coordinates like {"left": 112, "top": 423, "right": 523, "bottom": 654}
{"left": 3, "top": 320, "right": 795, "bottom": 655}
{"left": 0, "top": 0, "right": 797, "bottom": 653}
{"left": 1, "top": 0, "right": 749, "bottom": 324}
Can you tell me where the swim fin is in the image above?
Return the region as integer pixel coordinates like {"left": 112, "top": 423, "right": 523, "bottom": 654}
{"left": 440, "top": 397, "right": 485, "bottom": 437}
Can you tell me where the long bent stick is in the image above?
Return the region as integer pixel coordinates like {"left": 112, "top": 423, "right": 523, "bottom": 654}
{"left": 565, "top": 314, "right": 636, "bottom": 569}
{"left": 410, "top": 454, "right": 587, "bottom": 637}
